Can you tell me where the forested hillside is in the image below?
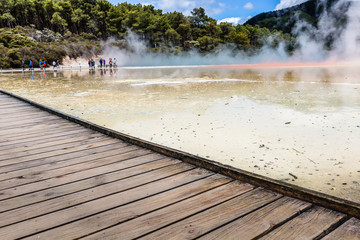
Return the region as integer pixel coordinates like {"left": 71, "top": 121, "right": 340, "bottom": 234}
{"left": 0, "top": 0, "right": 295, "bottom": 68}
{"left": 245, "top": 0, "right": 348, "bottom": 34}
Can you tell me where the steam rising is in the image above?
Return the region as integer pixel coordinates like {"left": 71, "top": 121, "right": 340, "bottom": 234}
{"left": 102, "top": 0, "right": 360, "bottom": 66}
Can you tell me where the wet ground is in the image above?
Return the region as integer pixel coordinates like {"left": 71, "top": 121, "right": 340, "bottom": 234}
{"left": 0, "top": 65, "right": 359, "bottom": 202}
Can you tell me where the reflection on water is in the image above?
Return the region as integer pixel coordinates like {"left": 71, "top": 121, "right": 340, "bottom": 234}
{"left": 0, "top": 66, "right": 359, "bottom": 203}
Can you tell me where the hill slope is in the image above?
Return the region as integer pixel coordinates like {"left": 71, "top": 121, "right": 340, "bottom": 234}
{"left": 245, "top": 0, "right": 347, "bottom": 33}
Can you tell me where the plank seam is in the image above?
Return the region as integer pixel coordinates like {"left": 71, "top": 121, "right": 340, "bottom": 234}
{"left": 313, "top": 215, "right": 351, "bottom": 240}
{"left": 15, "top": 170, "right": 215, "bottom": 239}
{"left": 0, "top": 162, "right": 192, "bottom": 227}
{"left": 0, "top": 142, "right": 130, "bottom": 174}
{"left": 135, "top": 185, "right": 260, "bottom": 240}
{"left": 0, "top": 150, "right": 155, "bottom": 193}
{"left": 0, "top": 156, "right": 174, "bottom": 214}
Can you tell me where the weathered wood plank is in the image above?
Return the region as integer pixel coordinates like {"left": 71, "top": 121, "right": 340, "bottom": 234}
{"left": 0, "top": 105, "right": 31, "bottom": 111}
{"left": 0, "top": 156, "right": 178, "bottom": 213}
{"left": 0, "top": 120, "right": 69, "bottom": 132}
{"left": 0, "top": 132, "right": 104, "bottom": 156}
{"left": 0, "top": 145, "right": 142, "bottom": 190}
{"left": 23, "top": 174, "right": 230, "bottom": 240}
{"left": 259, "top": 206, "right": 346, "bottom": 240}
{"left": 0, "top": 125, "right": 85, "bottom": 144}
{"left": 139, "top": 188, "right": 281, "bottom": 240}
{"left": 0, "top": 148, "right": 153, "bottom": 197}
{"left": 199, "top": 197, "right": 312, "bottom": 240}
{"left": 0, "top": 160, "right": 189, "bottom": 227}
{"left": 1, "top": 169, "right": 218, "bottom": 239}
{"left": 0, "top": 143, "right": 131, "bottom": 181}
{"left": 0, "top": 116, "right": 64, "bottom": 129}
{"left": 0, "top": 122, "right": 78, "bottom": 137}
{"left": 0, "top": 128, "right": 94, "bottom": 149}
{"left": 0, "top": 135, "right": 111, "bottom": 162}
{"left": 322, "top": 218, "right": 360, "bottom": 240}
{"left": 0, "top": 137, "right": 118, "bottom": 169}
{"left": 0, "top": 111, "right": 59, "bottom": 122}
{"left": 82, "top": 181, "right": 254, "bottom": 240}
{"left": 0, "top": 141, "right": 127, "bottom": 174}
{"left": 0, "top": 107, "right": 45, "bottom": 116}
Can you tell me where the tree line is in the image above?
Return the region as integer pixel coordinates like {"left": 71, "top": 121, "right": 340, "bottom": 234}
{"left": 0, "top": 0, "right": 296, "bottom": 68}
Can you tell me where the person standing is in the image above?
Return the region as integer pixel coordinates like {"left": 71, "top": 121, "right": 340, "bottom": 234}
{"left": 99, "top": 58, "right": 103, "bottom": 68}
{"left": 39, "top": 60, "right": 42, "bottom": 70}
{"left": 109, "top": 58, "right": 113, "bottom": 68}
{"left": 113, "top": 58, "right": 117, "bottom": 68}
{"left": 29, "top": 60, "right": 33, "bottom": 70}
{"left": 43, "top": 60, "right": 46, "bottom": 71}
{"left": 52, "top": 60, "right": 56, "bottom": 70}
{"left": 21, "top": 60, "right": 25, "bottom": 71}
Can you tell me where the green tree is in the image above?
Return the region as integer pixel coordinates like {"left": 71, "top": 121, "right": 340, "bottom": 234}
{"left": 1, "top": 13, "right": 16, "bottom": 28}
{"left": 51, "top": 12, "right": 68, "bottom": 32}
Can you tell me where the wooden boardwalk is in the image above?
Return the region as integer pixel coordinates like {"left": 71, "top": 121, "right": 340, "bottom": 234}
{"left": 0, "top": 91, "right": 359, "bottom": 239}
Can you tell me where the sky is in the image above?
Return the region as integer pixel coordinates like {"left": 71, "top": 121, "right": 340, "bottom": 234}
{"left": 107, "top": 0, "right": 308, "bottom": 25}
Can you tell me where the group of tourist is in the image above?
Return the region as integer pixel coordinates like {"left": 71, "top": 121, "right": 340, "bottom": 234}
{"left": 22, "top": 59, "right": 60, "bottom": 71}
{"left": 88, "top": 57, "right": 118, "bottom": 69}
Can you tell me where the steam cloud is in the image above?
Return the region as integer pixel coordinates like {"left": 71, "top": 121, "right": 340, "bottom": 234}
{"left": 275, "top": 0, "right": 309, "bottom": 10}
{"left": 101, "top": 0, "right": 360, "bottom": 66}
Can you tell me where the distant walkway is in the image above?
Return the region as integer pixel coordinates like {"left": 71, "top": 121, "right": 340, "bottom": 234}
{"left": 0, "top": 65, "right": 98, "bottom": 73}
{"left": 0, "top": 91, "right": 359, "bottom": 239}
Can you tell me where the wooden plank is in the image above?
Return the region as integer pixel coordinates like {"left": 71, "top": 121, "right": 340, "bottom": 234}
{"left": 0, "top": 103, "right": 30, "bottom": 109}
{"left": 0, "top": 160, "right": 189, "bottom": 227}
{"left": 0, "top": 115, "right": 62, "bottom": 126}
{"left": 259, "top": 206, "right": 346, "bottom": 240}
{"left": 0, "top": 111, "right": 52, "bottom": 121}
{"left": 0, "top": 137, "right": 118, "bottom": 169}
{"left": 0, "top": 140, "right": 127, "bottom": 174}
{"left": 1, "top": 168, "right": 219, "bottom": 239}
{"left": 0, "top": 156, "right": 177, "bottom": 213}
{"left": 0, "top": 115, "right": 63, "bottom": 129}
{"left": 198, "top": 197, "right": 312, "bottom": 240}
{"left": 81, "top": 181, "right": 253, "bottom": 240}
{"left": 0, "top": 131, "right": 105, "bottom": 154}
{"left": 0, "top": 112, "right": 60, "bottom": 123}
{"left": 0, "top": 105, "right": 31, "bottom": 111}
{"left": 0, "top": 135, "right": 111, "bottom": 162}
{"left": 0, "top": 114, "right": 58, "bottom": 125}
{"left": 0, "top": 108, "right": 49, "bottom": 116}
{"left": 0, "top": 132, "right": 104, "bottom": 156}
{"left": 137, "top": 187, "right": 281, "bottom": 240}
{"left": 322, "top": 218, "right": 360, "bottom": 240}
{"left": 0, "top": 122, "right": 79, "bottom": 137}
{"left": 0, "top": 148, "right": 152, "bottom": 195}
{"left": 0, "top": 119, "right": 68, "bottom": 131}
{"left": 0, "top": 142, "right": 131, "bottom": 181}
{"left": 23, "top": 173, "right": 230, "bottom": 240}
{"left": 0, "top": 145, "right": 142, "bottom": 190}
{"left": 0, "top": 128, "right": 94, "bottom": 149}
{"left": 0, "top": 111, "right": 54, "bottom": 121}
{"left": 0, "top": 125, "right": 84, "bottom": 142}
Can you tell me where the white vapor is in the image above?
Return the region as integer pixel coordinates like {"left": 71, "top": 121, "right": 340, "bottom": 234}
{"left": 331, "top": 0, "right": 360, "bottom": 60}
{"left": 292, "top": 0, "right": 360, "bottom": 62}
{"left": 275, "top": 0, "right": 308, "bottom": 10}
